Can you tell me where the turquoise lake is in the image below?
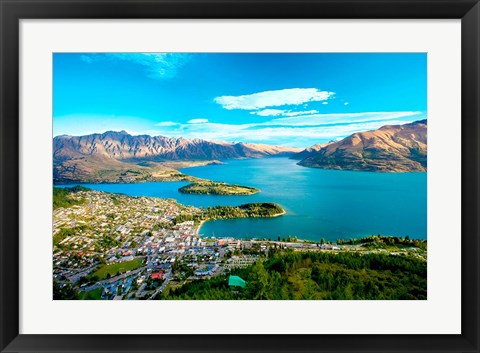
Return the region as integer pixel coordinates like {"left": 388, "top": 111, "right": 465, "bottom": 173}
{"left": 58, "top": 157, "right": 427, "bottom": 242}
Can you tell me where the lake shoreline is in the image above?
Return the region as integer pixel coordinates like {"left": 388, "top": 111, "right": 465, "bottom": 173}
{"left": 56, "top": 157, "right": 427, "bottom": 241}
{"left": 196, "top": 209, "right": 286, "bottom": 237}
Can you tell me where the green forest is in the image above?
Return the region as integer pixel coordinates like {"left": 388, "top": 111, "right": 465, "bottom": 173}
{"left": 337, "top": 234, "right": 427, "bottom": 250}
{"left": 160, "top": 249, "right": 427, "bottom": 300}
{"left": 178, "top": 181, "right": 259, "bottom": 195}
{"left": 175, "top": 202, "right": 285, "bottom": 225}
{"left": 53, "top": 186, "right": 90, "bottom": 209}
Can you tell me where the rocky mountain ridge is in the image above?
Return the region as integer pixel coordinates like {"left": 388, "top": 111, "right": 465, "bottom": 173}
{"left": 53, "top": 131, "right": 301, "bottom": 183}
{"left": 296, "top": 120, "right": 427, "bottom": 172}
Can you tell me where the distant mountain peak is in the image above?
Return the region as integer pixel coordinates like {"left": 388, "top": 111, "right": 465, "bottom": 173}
{"left": 295, "top": 119, "right": 427, "bottom": 172}
{"left": 410, "top": 119, "right": 427, "bottom": 125}
{"left": 101, "top": 130, "right": 129, "bottom": 136}
{"left": 53, "top": 132, "right": 301, "bottom": 183}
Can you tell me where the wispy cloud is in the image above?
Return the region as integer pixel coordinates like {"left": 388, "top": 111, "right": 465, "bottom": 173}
{"left": 155, "top": 119, "right": 415, "bottom": 147}
{"left": 155, "top": 121, "right": 179, "bottom": 127}
{"left": 214, "top": 88, "right": 335, "bottom": 110}
{"left": 80, "top": 53, "right": 190, "bottom": 79}
{"left": 79, "top": 55, "right": 93, "bottom": 64}
{"left": 252, "top": 109, "right": 319, "bottom": 117}
{"left": 269, "top": 111, "right": 420, "bottom": 127}
{"left": 251, "top": 109, "right": 285, "bottom": 117}
{"left": 187, "top": 118, "right": 209, "bottom": 124}
{"left": 152, "top": 111, "right": 424, "bottom": 147}
{"left": 57, "top": 111, "right": 423, "bottom": 147}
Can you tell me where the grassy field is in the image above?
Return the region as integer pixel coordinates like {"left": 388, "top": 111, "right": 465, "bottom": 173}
{"left": 93, "top": 258, "right": 144, "bottom": 280}
{"left": 78, "top": 288, "right": 102, "bottom": 300}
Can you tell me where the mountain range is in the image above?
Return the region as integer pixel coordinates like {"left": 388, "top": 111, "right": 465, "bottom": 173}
{"left": 53, "top": 131, "right": 300, "bottom": 183}
{"left": 294, "top": 119, "right": 427, "bottom": 172}
{"left": 53, "top": 120, "right": 427, "bottom": 183}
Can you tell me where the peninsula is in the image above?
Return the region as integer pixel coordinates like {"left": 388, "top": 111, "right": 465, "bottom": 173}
{"left": 52, "top": 187, "right": 426, "bottom": 301}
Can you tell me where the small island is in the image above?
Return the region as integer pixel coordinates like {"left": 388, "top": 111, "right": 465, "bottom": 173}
{"left": 178, "top": 181, "right": 259, "bottom": 195}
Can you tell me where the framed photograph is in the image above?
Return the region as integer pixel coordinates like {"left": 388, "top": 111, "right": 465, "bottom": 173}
{"left": 1, "top": 0, "right": 479, "bottom": 352}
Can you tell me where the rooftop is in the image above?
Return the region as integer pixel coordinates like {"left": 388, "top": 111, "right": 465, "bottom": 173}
{"left": 228, "top": 275, "right": 247, "bottom": 288}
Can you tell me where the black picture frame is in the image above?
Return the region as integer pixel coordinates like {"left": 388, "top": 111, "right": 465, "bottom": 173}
{"left": 1, "top": 1, "right": 479, "bottom": 352}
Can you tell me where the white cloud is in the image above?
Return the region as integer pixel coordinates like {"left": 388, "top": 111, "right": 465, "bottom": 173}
{"left": 283, "top": 110, "right": 319, "bottom": 117}
{"left": 155, "top": 118, "right": 418, "bottom": 146}
{"left": 251, "top": 109, "right": 286, "bottom": 117}
{"left": 80, "top": 53, "right": 190, "bottom": 79}
{"left": 155, "top": 121, "right": 179, "bottom": 127}
{"left": 252, "top": 109, "right": 319, "bottom": 117}
{"left": 344, "top": 102, "right": 349, "bottom": 106}
{"left": 269, "top": 111, "right": 421, "bottom": 127}
{"left": 147, "top": 111, "right": 424, "bottom": 147}
{"left": 60, "top": 111, "right": 423, "bottom": 147}
{"left": 187, "top": 118, "right": 209, "bottom": 124}
{"left": 80, "top": 55, "right": 93, "bottom": 64}
{"left": 214, "top": 88, "right": 335, "bottom": 110}
{"left": 322, "top": 102, "right": 328, "bottom": 105}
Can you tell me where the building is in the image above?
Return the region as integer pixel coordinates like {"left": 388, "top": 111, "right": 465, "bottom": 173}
{"left": 151, "top": 271, "right": 163, "bottom": 280}
{"left": 228, "top": 275, "right": 247, "bottom": 288}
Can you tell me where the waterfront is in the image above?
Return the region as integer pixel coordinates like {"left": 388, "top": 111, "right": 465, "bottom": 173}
{"left": 58, "top": 157, "right": 427, "bottom": 242}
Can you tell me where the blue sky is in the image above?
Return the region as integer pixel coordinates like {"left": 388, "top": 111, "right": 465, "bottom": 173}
{"left": 53, "top": 53, "right": 427, "bottom": 148}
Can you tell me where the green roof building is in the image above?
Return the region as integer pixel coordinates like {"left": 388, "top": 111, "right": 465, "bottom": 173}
{"left": 228, "top": 275, "right": 247, "bottom": 288}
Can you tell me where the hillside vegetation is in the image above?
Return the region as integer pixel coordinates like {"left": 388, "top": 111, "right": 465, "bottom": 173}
{"left": 53, "top": 186, "right": 90, "bottom": 209}
{"left": 161, "top": 249, "right": 427, "bottom": 300}
{"left": 175, "top": 202, "right": 285, "bottom": 225}
{"left": 179, "top": 181, "right": 259, "bottom": 195}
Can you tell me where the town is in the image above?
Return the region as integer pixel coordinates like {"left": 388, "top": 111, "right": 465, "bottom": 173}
{"left": 53, "top": 188, "right": 427, "bottom": 300}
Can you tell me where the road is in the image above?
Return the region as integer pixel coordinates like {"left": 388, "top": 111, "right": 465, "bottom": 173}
{"left": 66, "top": 262, "right": 100, "bottom": 283}
{"left": 79, "top": 266, "right": 147, "bottom": 292}
{"left": 147, "top": 271, "right": 172, "bottom": 300}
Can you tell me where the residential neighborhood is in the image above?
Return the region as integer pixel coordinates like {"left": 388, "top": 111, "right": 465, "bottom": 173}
{"left": 53, "top": 189, "right": 427, "bottom": 300}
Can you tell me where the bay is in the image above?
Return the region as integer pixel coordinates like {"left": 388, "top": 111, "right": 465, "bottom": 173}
{"left": 57, "top": 157, "right": 427, "bottom": 242}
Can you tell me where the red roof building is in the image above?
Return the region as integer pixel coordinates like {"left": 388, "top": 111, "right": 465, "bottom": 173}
{"left": 151, "top": 271, "right": 163, "bottom": 280}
